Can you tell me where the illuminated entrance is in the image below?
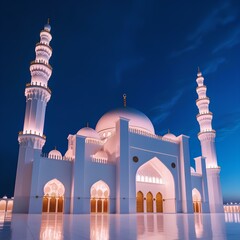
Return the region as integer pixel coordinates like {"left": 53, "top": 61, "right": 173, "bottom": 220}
{"left": 90, "top": 180, "right": 110, "bottom": 213}
{"left": 192, "top": 188, "right": 202, "bottom": 213}
{"left": 136, "top": 157, "right": 176, "bottom": 213}
{"left": 42, "top": 179, "right": 65, "bottom": 213}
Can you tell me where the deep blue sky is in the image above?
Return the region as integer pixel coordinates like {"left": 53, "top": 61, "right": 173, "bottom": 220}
{"left": 0, "top": 0, "right": 239, "bottom": 203}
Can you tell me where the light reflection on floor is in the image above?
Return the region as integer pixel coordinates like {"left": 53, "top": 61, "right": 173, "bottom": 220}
{"left": 0, "top": 212, "right": 240, "bottom": 240}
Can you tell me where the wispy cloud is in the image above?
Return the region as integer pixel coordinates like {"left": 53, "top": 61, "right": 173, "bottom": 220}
{"left": 170, "top": 39, "right": 201, "bottom": 58}
{"left": 187, "top": 2, "right": 236, "bottom": 41}
{"left": 212, "top": 26, "right": 240, "bottom": 53}
{"left": 171, "top": 2, "right": 237, "bottom": 58}
{"left": 150, "top": 91, "right": 183, "bottom": 124}
{"left": 215, "top": 111, "right": 240, "bottom": 141}
{"left": 203, "top": 57, "right": 226, "bottom": 75}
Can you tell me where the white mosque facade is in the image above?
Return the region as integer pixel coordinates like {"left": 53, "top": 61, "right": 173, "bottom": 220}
{"left": 13, "top": 23, "right": 223, "bottom": 214}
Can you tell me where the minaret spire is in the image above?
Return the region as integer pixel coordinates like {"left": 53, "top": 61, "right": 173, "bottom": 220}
{"left": 123, "top": 94, "right": 127, "bottom": 107}
{"left": 195, "top": 68, "right": 223, "bottom": 213}
{"left": 196, "top": 68, "right": 217, "bottom": 168}
{"left": 14, "top": 22, "right": 53, "bottom": 213}
{"left": 21, "top": 22, "right": 53, "bottom": 143}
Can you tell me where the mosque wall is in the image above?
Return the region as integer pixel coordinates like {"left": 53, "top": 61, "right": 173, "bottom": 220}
{"left": 29, "top": 157, "right": 72, "bottom": 213}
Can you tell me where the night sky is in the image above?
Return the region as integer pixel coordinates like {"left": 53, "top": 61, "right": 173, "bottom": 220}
{"left": 0, "top": 0, "right": 239, "bottom": 203}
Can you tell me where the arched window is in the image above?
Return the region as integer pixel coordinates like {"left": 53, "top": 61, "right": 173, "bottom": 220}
{"left": 42, "top": 179, "right": 65, "bottom": 213}
{"left": 90, "top": 180, "right": 110, "bottom": 213}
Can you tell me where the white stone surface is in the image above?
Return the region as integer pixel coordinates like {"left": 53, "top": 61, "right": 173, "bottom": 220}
{"left": 0, "top": 213, "right": 240, "bottom": 240}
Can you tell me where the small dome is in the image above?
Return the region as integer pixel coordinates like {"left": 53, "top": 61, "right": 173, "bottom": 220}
{"left": 44, "top": 23, "right": 51, "bottom": 32}
{"left": 93, "top": 150, "right": 108, "bottom": 160}
{"left": 96, "top": 107, "right": 155, "bottom": 135}
{"left": 2, "top": 196, "right": 7, "bottom": 199}
{"left": 190, "top": 167, "right": 196, "bottom": 173}
{"left": 77, "top": 127, "right": 100, "bottom": 139}
{"left": 162, "top": 132, "right": 177, "bottom": 141}
{"left": 48, "top": 149, "right": 62, "bottom": 159}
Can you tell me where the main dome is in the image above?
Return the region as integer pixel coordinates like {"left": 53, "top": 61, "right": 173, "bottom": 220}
{"left": 96, "top": 107, "right": 155, "bottom": 134}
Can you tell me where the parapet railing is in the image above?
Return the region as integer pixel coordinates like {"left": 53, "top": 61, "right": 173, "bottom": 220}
{"left": 91, "top": 156, "right": 108, "bottom": 164}
{"left": 41, "top": 153, "right": 74, "bottom": 161}
{"left": 129, "top": 127, "right": 178, "bottom": 144}
{"left": 85, "top": 138, "right": 104, "bottom": 145}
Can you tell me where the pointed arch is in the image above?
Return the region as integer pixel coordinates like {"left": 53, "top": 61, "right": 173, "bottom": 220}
{"left": 136, "top": 157, "right": 175, "bottom": 213}
{"left": 42, "top": 178, "right": 65, "bottom": 213}
{"left": 146, "top": 192, "right": 153, "bottom": 212}
{"left": 192, "top": 188, "right": 202, "bottom": 213}
{"left": 156, "top": 192, "right": 163, "bottom": 213}
{"left": 136, "top": 191, "right": 144, "bottom": 212}
{"left": 0, "top": 200, "right": 6, "bottom": 212}
{"left": 90, "top": 180, "right": 110, "bottom": 213}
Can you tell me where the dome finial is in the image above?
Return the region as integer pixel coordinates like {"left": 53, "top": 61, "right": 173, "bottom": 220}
{"left": 123, "top": 94, "right": 127, "bottom": 107}
{"left": 168, "top": 129, "right": 170, "bottom": 134}
{"left": 54, "top": 146, "right": 57, "bottom": 150}
{"left": 44, "top": 18, "right": 51, "bottom": 32}
{"left": 197, "top": 66, "right": 202, "bottom": 77}
{"left": 86, "top": 122, "right": 89, "bottom": 128}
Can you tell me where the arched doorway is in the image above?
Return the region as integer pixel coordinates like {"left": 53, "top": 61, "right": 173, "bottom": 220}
{"left": 146, "top": 192, "right": 153, "bottom": 212}
{"left": 90, "top": 180, "right": 110, "bottom": 213}
{"left": 136, "top": 191, "right": 144, "bottom": 212}
{"left": 0, "top": 200, "right": 6, "bottom": 212}
{"left": 192, "top": 188, "right": 202, "bottom": 213}
{"left": 156, "top": 192, "right": 163, "bottom": 213}
{"left": 136, "top": 157, "right": 175, "bottom": 213}
{"left": 42, "top": 179, "right": 65, "bottom": 213}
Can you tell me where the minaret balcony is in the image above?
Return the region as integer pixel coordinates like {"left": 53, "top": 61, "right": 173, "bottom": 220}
{"left": 196, "top": 97, "right": 209, "bottom": 103}
{"left": 196, "top": 112, "right": 212, "bottom": 119}
{"left": 18, "top": 131, "right": 46, "bottom": 141}
{"left": 40, "top": 30, "right": 52, "bottom": 41}
{"left": 36, "top": 42, "right": 52, "bottom": 52}
{"left": 26, "top": 82, "right": 51, "bottom": 94}
{"left": 30, "top": 60, "right": 52, "bottom": 70}
{"left": 196, "top": 85, "right": 206, "bottom": 91}
{"left": 198, "top": 130, "right": 216, "bottom": 140}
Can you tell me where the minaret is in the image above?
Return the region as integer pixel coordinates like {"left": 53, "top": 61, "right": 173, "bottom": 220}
{"left": 196, "top": 68, "right": 223, "bottom": 213}
{"left": 13, "top": 21, "right": 53, "bottom": 213}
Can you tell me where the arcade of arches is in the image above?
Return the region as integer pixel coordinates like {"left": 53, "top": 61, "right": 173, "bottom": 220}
{"left": 136, "top": 158, "right": 176, "bottom": 213}
{"left": 136, "top": 191, "right": 163, "bottom": 213}
{"left": 42, "top": 179, "right": 65, "bottom": 213}
{"left": 90, "top": 180, "right": 110, "bottom": 213}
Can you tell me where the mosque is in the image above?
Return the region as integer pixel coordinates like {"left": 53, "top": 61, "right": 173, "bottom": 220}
{"left": 13, "top": 22, "right": 223, "bottom": 214}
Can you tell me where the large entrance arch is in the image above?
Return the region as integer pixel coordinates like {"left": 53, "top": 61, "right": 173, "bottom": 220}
{"left": 192, "top": 188, "right": 202, "bottom": 213}
{"left": 42, "top": 179, "right": 65, "bottom": 213}
{"left": 90, "top": 180, "right": 110, "bottom": 213}
{"left": 136, "top": 157, "right": 175, "bottom": 213}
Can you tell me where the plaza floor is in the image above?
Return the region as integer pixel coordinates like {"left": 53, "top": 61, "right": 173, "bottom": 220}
{"left": 0, "top": 212, "right": 239, "bottom": 240}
